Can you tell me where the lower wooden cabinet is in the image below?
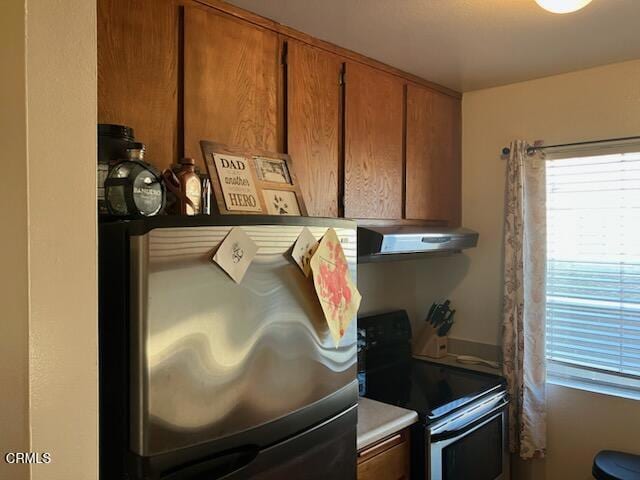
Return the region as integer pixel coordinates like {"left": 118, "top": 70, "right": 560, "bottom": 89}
{"left": 357, "top": 429, "right": 410, "bottom": 480}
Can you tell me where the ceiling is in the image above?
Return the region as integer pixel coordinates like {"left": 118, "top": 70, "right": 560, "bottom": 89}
{"left": 227, "top": 0, "right": 640, "bottom": 92}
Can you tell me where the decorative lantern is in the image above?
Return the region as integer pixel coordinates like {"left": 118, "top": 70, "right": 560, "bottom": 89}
{"left": 104, "top": 143, "right": 165, "bottom": 217}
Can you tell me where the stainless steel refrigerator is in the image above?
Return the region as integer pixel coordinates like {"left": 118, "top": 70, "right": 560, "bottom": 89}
{"left": 99, "top": 216, "right": 358, "bottom": 479}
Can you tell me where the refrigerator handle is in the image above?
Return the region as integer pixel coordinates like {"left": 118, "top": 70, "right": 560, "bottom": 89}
{"left": 160, "top": 447, "right": 259, "bottom": 480}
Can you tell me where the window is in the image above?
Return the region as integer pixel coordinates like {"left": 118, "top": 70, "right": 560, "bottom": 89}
{"left": 545, "top": 143, "right": 640, "bottom": 399}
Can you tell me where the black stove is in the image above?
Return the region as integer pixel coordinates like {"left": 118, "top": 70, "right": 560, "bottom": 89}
{"left": 358, "top": 310, "right": 510, "bottom": 480}
{"left": 362, "top": 359, "right": 505, "bottom": 422}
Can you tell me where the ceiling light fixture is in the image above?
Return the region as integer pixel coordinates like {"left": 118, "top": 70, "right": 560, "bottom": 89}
{"left": 535, "top": 0, "right": 593, "bottom": 14}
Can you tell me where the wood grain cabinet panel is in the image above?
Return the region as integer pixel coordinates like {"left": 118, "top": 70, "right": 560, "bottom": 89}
{"left": 99, "top": 0, "right": 463, "bottom": 221}
{"left": 357, "top": 430, "right": 410, "bottom": 480}
{"left": 98, "top": 0, "right": 180, "bottom": 171}
{"left": 344, "top": 63, "right": 404, "bottom": 220}
{"left": 287, "top": 40, "right": 342, "bottom": 217}
{"left": 184, "top": 6, "right": 280, "bottom": 167}
{"left": 405, "top": 84, "right": 461, "bottom": 226}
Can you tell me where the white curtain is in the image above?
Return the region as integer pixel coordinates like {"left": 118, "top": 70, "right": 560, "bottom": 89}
{"left": 501, "top": 140, "right": 547, "bottom": 459}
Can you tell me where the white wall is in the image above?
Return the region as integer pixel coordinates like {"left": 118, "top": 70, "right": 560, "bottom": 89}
{"left": 359, "top": 255, "right": 473, "bottom": 340}
{"left": 27, "top": 0, "right": 98, "bottom": 477}
{"left": 462, "top": 59, "right": 640, "bottom": 480}
{"left": 1, "top": 0, "right": 98, "bottom": 478}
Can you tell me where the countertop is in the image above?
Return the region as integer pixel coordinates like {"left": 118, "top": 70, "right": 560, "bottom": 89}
{"left": 357, "top": 397, "right": 418, "bottom": 451}
{"left": 414, "top": 353, "right": 502, "bottom": 376}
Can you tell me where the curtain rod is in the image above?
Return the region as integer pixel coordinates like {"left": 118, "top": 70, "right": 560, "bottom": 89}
{"left": 500, "top": 135, "right": 640, "bottom": 158}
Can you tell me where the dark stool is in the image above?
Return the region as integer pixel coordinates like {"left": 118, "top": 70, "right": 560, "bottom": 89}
{"left": 593, "top": 450, "right": 640, "bottom": 480}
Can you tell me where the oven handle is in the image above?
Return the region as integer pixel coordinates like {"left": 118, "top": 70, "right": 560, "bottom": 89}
{"left": 430, "top": 400, "right": 508, "bottom": 443}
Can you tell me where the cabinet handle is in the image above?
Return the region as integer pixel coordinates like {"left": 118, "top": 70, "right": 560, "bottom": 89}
{"left": 358, "top": 433, "right": 402, "bottom": 458}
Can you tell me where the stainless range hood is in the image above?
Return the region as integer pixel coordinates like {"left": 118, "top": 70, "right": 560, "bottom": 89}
{"left": 357, "top": 225, "right": 478, "bottom": 262}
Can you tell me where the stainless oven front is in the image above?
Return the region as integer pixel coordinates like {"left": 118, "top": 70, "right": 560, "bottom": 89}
{"left": 428, "top": 390, "right": 509, "bottom": 480}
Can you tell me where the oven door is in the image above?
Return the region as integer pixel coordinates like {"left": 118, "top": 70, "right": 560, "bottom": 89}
{"left": 428, "top": 391, "right": 509, "bottom": 480}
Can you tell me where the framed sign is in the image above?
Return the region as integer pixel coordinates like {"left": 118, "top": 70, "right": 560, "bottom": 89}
{"left": 200, "top": 141, "right": 308, "bottom": 216}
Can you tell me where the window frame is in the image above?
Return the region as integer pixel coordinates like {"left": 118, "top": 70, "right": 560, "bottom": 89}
{"left": 543, "top": 139, "right": 640, "bottom": 400}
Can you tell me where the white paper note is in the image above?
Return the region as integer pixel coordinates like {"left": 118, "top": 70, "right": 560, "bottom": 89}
{"left": 212, "top": 227, "right": 258, "bottom": 284}
{"left": 291, "top": 227, "right": 319, "bottom": 277}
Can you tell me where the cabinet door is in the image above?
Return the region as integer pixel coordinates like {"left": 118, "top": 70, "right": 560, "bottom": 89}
{"left": 98, "top": 0, "right": 180, "bottom": 171}
{"left": 405, "top": 84, "right": 461, "bottom": 226}
{"left": 287, "top": 40, "right": 342, "bottom": 217}
{"left": 184, "top": 6, "right": 280, "bottom": 166}
{"left": 357, "top": 430, "right": 410, "bottom": 480}
{"left": 344, "top": 63, "right": 403, "bottom": 220}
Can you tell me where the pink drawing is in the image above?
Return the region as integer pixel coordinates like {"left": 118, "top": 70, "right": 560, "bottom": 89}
{"left": 316, "top": 241, "right": 352, "bottom": 322}
{"left": 310, "top": 229, "right": 361, "bottom": 347}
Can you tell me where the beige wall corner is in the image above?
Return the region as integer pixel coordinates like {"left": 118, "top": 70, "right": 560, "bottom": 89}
{"left": 461, "top": 59, "right": 640, "bottom": 480}
{"left": 27, "top": 0, "right": 98, "bottom": 478}
{"left": 0, "top": 1, "right": 29, "bottom": 478}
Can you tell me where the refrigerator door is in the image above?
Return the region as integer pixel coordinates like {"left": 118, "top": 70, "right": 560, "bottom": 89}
{"left": 129, "top": 221, "right": 358, "bottom": 457}
{"left": 156, "top": 406, "right": 357, "bottom": 480}
{"left": 220, "top": 406, "right": 356, "bottom": 480}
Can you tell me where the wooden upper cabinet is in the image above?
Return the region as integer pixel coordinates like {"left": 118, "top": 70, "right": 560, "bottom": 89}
{"left": 405, "top": 84, "right": 461, "bottom": 226}
{"left": 99, "top": 0, "right": 462, "bottom": 222}
{"left": 344, "top": 63, "right": 404, "bottom": 219}
{"left": 287, "top": 40, "right": 342, "bottom": 217}
{"left": 98, "top": 0, "right": 180, "bottom": 171}
{"left": 183, "top": 6, "right": 280, "bottom": 167}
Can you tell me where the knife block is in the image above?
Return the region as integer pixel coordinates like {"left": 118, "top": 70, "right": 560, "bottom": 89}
{"left": 413, "top": 325, "right": 448, "bottom": 359}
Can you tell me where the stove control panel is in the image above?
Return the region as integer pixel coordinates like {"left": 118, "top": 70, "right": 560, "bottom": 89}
{"left": 358, "top": 310, "right": 412, "bottom": 350}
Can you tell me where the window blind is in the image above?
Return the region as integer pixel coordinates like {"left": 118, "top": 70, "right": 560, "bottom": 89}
{"left": 545, "top": 148, "right": 640, "bottom": 398}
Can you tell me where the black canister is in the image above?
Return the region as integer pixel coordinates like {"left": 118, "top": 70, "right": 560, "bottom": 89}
{"left": 98, "top": 124, "right": 135, "bottom": 162}
{"left": 98, "top": 124, "right": 135, "bottom": 214}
